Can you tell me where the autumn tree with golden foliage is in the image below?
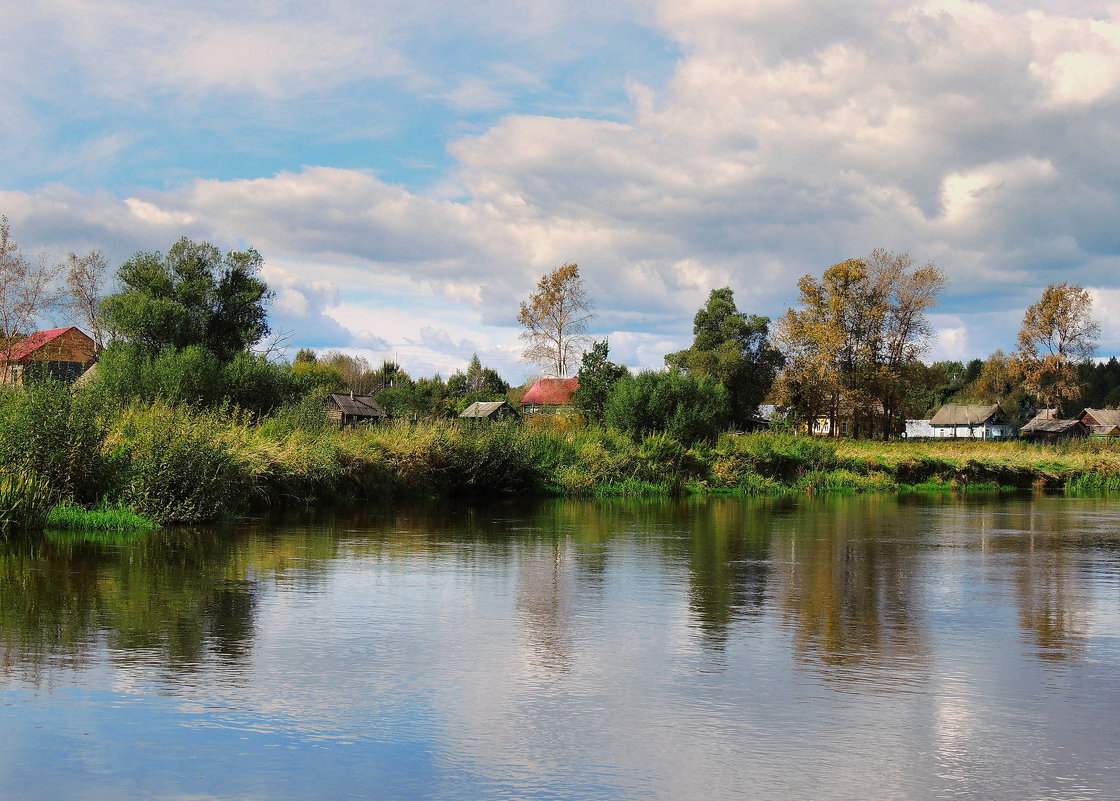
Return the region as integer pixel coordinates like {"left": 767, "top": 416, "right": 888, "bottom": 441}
{"left": 517, "top": 263, "right": 594, "bottom": 378}
{"left": 772, "top": 250, "right": 946, "bottom": 437}
{"left": 1014, "top": 282, "right": 1099, "bottom": 415}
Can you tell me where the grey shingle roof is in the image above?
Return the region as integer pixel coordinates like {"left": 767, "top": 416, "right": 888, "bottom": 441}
{"left": 929, "top": 404, "right": 1003, "bottom": 426}
{"left": 328, "top": 393, "right": 385, "bottom": 417}
{"left": 1081, "top": 408, "right": 1120, "bottom": 427}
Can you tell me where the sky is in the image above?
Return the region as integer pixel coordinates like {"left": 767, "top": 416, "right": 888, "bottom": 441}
{"left": 4, "top": 0, "right": 1120, "bottom": 382}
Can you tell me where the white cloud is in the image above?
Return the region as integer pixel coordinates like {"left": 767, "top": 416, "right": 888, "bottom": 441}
{"left": 8, "top": 0, "right": 1120, "bottom": 376}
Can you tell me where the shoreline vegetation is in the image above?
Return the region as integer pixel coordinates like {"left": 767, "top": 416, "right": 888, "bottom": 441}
{"left": 7, "top": 384, "right": 1120, "bottom": 536}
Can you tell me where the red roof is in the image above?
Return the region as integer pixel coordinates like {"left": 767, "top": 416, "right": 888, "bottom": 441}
{"left": 521, "top": 377, "right": 579, "bottom": 406}
{"left": 2, "top": 327, "right": 85, "bottom": 362}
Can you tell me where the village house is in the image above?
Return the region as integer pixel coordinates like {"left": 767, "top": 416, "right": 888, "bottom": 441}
{"left": 459, "top": 400, "right": 519, "bottom": 421}
{"left": 927, "top": 404, "right": 1015, "bottom": 439}
{"left": 1077, "top": 409, "right": 1120, "bottom": 438}
{"left": 904, "top": 419, "right": 933, "bottom": 439}
{"left": 1020, "top": 409, "right": 1088, "bottom": 443}
{"left": 0, "top": 326, "right": 98, "bottom": 385}
{"left": 520, "top": 377, "right": 579, "bottom": 415}
{"left": 326, "top": 392, "right": 386, "bottom": 428}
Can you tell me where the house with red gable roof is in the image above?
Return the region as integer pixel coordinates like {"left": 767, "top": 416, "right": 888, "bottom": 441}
{"left": 0, "top": 326, "right": 98, "bottom": 385}
{"left": 520, "top": 377, "right": 579, "bottom": 415}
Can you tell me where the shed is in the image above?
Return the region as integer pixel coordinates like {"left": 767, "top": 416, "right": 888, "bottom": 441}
{"left": 326, "top": 392, "right": 386, "bottom": 427}
{"left": 928, "top": 404, "right": 1015, "bottom": 439}
{"left": 0, "top": 326, "right": 98, "bottom": 385}
{"left": 1079, "top": 409, "right": 1120, "bottom": 438}
{"left": 1020, "top": 415, "right": 1088, "bottom": 442}
{"left": 460, "top": 400, "right": 519, "bottom": 421}
{"left": 521, "top": 378, "right": 579, "bottom": 415}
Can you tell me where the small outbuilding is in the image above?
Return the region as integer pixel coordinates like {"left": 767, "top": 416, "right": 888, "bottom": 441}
{"left": 1019, "top": 415, "right": 1088, "bottom": 443}
{"left": 326, "top": 392, "right": 386, "bottom": 428}
{"left": 928, "top": 404, "right": 1015, "bottom": 439}
{"left": 460, "top": 400, "right": 519, "bottom": 421}
{"left": 520, "top": 378, "right": 579, "bottom": 415}
{"left": 1079, "top": 409, "right": 1120, "bottom": 438}
{"left": 0, "top": 326, "right": 98, "bottom": 385}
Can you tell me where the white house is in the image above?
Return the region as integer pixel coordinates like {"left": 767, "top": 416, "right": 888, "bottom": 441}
{"left": 927, "top": 404, "right": 1015, "bottom": 439}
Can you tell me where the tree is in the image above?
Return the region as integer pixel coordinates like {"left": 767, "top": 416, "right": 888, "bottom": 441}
{"left": 0, "top": 216, "right": 64, "bottom": 370}
{"left": 604, "top": 370, "right": 730, "bottom": 444}
{"left": 446, "top": 353, "right": 508, "bottom": 406}
{"left": 772, "top": 250, "right": 946, "bottom": 437}
{"left": 665, "top": 288, "right": 784, "bottom": 426}
{"left": 517, "top": 263, "right": 594, "bottom": 378}
{"left": 573, "top": 339, "right": 628, "bottom": 423}
{"left": 100, "top": 237, "right": 272, "bottom": 360}
{"left": 63, "top": 249, "right": 110, "bottom": 347}
{"left": 1014, "top": 282, "right": 1100, "bottom": 414}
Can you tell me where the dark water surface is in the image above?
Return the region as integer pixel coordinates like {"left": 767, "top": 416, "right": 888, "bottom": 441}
{"left": 3, "top": 494, "right": 1120, "bottom": 800}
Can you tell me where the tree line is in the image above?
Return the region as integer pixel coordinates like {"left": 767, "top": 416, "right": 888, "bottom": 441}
{"left": 0, "top": 213, "right": 1109, "bottom": 441}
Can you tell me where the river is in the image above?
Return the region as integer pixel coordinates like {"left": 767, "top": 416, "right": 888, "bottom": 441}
{"left": 2, "top": 494, "right": 1119, "bottom": 800}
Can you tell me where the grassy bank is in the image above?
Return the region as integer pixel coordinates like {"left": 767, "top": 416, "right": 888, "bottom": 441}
{"left": 8, "top": 387, "right": 1120, "bottom": 530}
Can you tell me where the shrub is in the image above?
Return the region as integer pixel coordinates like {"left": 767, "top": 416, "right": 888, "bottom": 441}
{"left": 0, "top": 381, "right": 109, "bottom": 502}
{"left": 605, "top": 371, "right": 730, "bottom": 444}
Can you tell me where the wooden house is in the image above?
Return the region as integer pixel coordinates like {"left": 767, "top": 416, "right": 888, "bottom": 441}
{"left": 0, "top": 326, "right": 97, "bottom": 385}
{"left": 326, "top": 392, "right": 386, "bottom": 427}
{"left": 1020, "top": 414, "right": 1088, "bottom": 442}
{"left": 928, "top": 404, "right": 1015, "bottom": 439}
{"left": 459, "top": 400, "right": 519, "bottom": 421}
{"left": 520, "top": 378, "right": 579, "bottom": 415}
{"left": 1078, "top": 409, "right": 1120, "bottom": 438}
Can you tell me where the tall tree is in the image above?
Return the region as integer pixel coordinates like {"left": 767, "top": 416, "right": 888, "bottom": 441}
{"left": 772, "top": 251, "right": 946, "bottom": 437}
{"left": 63, "top": 249, "right": 109, "bottom": 347}
{"left": 100, "top": 237, "right": 272, "bottom": 360}
{"left": 517, "top": 263, "right": 594, "bottom": 378}
{"left": 0, "top": 215, "right": 64, "bottom": 347}
{"left": 666, "top": 288, "right": 784, "bottom": 425}
{"left": 1014, "top": 282, "right": 1099, "bottom": 414}
{"left": 573, "top": 339, "right": 628, "bottom": 423}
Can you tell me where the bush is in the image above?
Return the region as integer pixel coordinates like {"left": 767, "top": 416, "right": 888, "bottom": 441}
{"left": 0, "top": 381, "right": 109, "bottom": 502}
{"left": 110, "top": 404, "right": 245, "bottom": 524}
{"left": 604, "top": 371, "right": 730, "bottom": 444}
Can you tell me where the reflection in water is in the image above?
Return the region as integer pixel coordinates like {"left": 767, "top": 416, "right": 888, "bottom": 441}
{"left": 1, "top": 495, "right": 1120, "bottom": 800}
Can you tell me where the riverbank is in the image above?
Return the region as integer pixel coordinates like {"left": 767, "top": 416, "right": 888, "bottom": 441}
{"left": 8, "top": 390, "right": 1120, "bottom": 529}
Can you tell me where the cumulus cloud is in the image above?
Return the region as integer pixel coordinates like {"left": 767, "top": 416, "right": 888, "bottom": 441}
{"left": 7, "top": 0, "right": 1120, "bottom": 378}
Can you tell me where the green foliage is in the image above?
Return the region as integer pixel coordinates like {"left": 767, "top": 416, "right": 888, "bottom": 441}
{"left": 100, "top": 237, "right": 272, "bottom": 360}
{"left": 666, "top": 288, "right": 783, "bottom": 425}
{"left": 0, "top": 471, "right": 56, "bottom": 533}
{"left": 92, "top": 343, "right": 304, "bottom": 415}
{"left": 111, "top": 405, "right": 244, "bottom": 524}
{"left": 46, "top": 500, "right": 157, "bottom": 531}
{"left": 0, "top": 381, "right": 108, "bottom": 502}
{"left": 573, "top": 339, "right": 628, "bottom": 423}
{"left": 604, "top": 370, "right": 731, "bottom": 444}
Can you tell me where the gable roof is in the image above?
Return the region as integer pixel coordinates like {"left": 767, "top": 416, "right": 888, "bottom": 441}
{"left": 2, "top": 326, "right": 92, "bottom": 362}
{"left": 1020, "top": 417, "right": 1085, "bottom": 435}
{"left": 1081, "top": 408, "right": 1120, "bottom": 427}
{"left": 929, "top": 403, "right": 1004, "bottom": 426}
{"left": 460, "top": 400, "right": 516, "bottom": 418}
{"left": 521, "top": 377, "right": 579, "bottom": 406}
{"left": 327, "top": 393, "right": 385, "bottom": 417}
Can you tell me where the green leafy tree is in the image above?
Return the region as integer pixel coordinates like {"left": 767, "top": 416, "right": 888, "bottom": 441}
{"left": 100, "top": 237, "right": 273, "bottom": 360}
{"left": 573, "top": 339, "right": 628, "bottom": 423}
{"left": 446, "top": 354, "right": 509, "bottom": 404}
{"left": 604, "top": 370, "right": 730, "bottom": 444}
{"left": 666, "top": 288, "right": 784, "bottom": 426}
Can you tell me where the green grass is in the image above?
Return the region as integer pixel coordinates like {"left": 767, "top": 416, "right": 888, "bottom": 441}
{"left": 0, "top": 471, "right": 56, "bottom": 533}
{"left": 45, "top": 500, "right": 158, "bottom": 532}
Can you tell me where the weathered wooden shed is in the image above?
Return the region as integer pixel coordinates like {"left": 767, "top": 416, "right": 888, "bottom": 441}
{"left": 459, "top": 400, "right": 519, "bottom": 421}
{"left": 326, "top": 392, "right": 386, "bottom": 427}
{"left": 0, "top": 326, "right": 98, "bottom": 385}
{"left": 1079, "top": 409, "right": 1120, "bottom": 438}
{"left": 1019, "top": 415, "right": 1088, "bottom": 443}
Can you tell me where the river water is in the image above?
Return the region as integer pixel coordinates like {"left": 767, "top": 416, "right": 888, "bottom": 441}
{"left": 2, "top": 494, "right": 1120, "bottom": 800}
